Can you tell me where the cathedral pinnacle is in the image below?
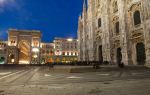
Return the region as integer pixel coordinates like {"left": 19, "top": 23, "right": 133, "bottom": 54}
{"left": 83, "top": 0, "right": 86, "bottom": 11}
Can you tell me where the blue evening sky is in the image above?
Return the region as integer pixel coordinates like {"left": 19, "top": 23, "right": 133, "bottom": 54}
{"left": 0, "top": 0, "right": 84, "bottom": 42}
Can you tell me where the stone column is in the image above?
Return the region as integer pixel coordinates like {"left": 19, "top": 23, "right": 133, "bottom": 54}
{"left": 101, "top": 0, "right": 111, "bottom": 62}
{"left": 141, "top": 0, "right": 150, "bottom": 67}
{"left": 29, "top": 41, "right": 32, "bottom": 64}
{"left": 38, "top": 38, "right": 41, "bottom": 64}
{"left": 143, "top": 20, "right": 150, "bottom": 67}
{"left": 118, "top": 0, "right": 129, "bottom": 65}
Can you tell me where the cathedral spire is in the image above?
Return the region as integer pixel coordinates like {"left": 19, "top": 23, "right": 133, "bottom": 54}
{"left": 83, "top": 0, "right": 86, "bottom": 12}
{"left": 82, "top": 0, "right": 87, "bottom": 18}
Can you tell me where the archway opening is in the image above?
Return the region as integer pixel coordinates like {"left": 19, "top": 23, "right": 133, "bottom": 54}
{"left": 0, "top": 57, "right": 5, "bottom": 64}
{"left": 8, "top": 54, "right": 15, "bottom": 64}
{"left": 134, "top": 10, "right": 141, "bottom": 25}
{"left": 99, "top": 45, "right": 103, "bottom": 63}
{"left": 18, "top": 41, "right": 30, "bottom": 64}
{"left": 136, "top": 43, "right": 146, "bottom": 65}
{"left": 116, "top": 47, "right": 122, "bottom": 64}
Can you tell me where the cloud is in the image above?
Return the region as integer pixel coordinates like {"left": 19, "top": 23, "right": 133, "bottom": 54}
{"left": 0, "top": 0, "right": 15, "bottom": 6}
{"left": 0, "top": 0, "right": 21, "bottom": 13}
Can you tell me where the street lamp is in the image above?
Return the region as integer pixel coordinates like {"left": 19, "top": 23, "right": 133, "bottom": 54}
{"left": 67, "top": 38, "right": 73, "bottom": 42}
{"left": 32, "top": 48, "right": 39, "bottom": 64}
{"left": 11, "top": 59, "right": 14, "bottom": 63}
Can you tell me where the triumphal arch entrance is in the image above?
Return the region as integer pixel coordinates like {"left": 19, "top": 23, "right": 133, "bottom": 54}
{"left": 7, "top": 29, "right": 41, "bottom": 64}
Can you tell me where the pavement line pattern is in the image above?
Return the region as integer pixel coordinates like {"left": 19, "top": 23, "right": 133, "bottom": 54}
{"left": 132, "top": 73, "right": 144, "bottom": 75}
{"left": 67, "top": 76, "right": 83, "bottom": 79}
{"left": 0, "top": 72, "right": 12, "bottom": 75}
{"left": 96, "top": 74, "right": 110, "bottom": 76}
{"left": 6, "top": 69, "right": 37, "bottom": 84}
{"left": 44, "top": 74, "right": 52, "bottom": 77}
{"left": 0, "top": 70, "right": 25, "bottom": 80}
{"left": 46, "top": 86, "right": 64, "bottom": 89}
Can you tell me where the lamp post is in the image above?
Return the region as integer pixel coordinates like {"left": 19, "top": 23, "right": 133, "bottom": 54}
{"left": 32, "top": 48, "right": 39, "bottom": 64}
{"left": 11, "top": 59, "right": 15, "bottom": 64}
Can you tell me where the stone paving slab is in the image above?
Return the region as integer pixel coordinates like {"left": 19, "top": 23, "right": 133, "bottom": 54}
{"left": 0, "top": 66, "right": 150, "bottom": 95}
{"left": 0, "top": 78, "right": 150, "bottom": 95}
{"left": 41, "top": 65, "right": 150, "bottom": 73}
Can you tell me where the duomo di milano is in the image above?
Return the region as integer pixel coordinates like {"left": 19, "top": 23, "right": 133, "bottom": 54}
{"left": 78, "top": 0, "right": 150, "bottom": 66}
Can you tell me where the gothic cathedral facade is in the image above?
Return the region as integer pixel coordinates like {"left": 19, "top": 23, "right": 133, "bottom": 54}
{"left": 78, "top": 0, "right": 150, "bottom": 66}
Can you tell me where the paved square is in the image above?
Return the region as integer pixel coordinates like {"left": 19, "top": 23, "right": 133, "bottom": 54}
{"left": 0, "top": 66, "right": 150, "bottom": 95}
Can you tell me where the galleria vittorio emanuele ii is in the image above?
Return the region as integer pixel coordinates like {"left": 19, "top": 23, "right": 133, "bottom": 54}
{"left": 78, "top": 0, "right": 150, "bottom": 67}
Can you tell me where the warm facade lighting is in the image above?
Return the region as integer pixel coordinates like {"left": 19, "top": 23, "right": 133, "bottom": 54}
{"left": 19, "top": 60, "right": 29, "bottom": 64}
{"left": 32, "top": 48, "right": 39, "bottom": 52}
{"left": 67, "top": 38, "right": 73, "bottom": 42}
{"left": 69, "top": 52, "right": 71, "bottom": 56}
{"left": 33, "top": 55, "right": 38, "bottom": 58}
{"left": 11, "top": 59, "right": 14, "bottom": 63}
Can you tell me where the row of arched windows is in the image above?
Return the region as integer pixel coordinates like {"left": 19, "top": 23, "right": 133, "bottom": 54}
{"left": 113, "top": 1, "right": 118, "bottom": 13}
{"left": 114, "top": 10, "right": 141, "bottom": 35}
{"left": 0, "top": 43, "right": 6, "bottom": 47}
{"left": 97, "top": 10, "right": 141, "bottom": 34}
{"left": 111, "top": 1, "right": 141, "bottom": 33}
{"left": 96, "top": 0, "right": 142, "bottom": 36}
{"left": 11, "top": 40, "right": 15, "bottom": 44}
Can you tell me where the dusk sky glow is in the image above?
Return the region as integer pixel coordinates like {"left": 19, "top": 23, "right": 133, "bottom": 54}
{"left": 0, "top": 0, "right": 84, "bottom": 42}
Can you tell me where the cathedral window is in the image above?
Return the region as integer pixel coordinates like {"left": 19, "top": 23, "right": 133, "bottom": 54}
{"left": 133, "top": 10, "right": 141, "bottom": 26}
{"left": 98, "top": 18, "right": 101, "bottom": 28}
{"left": 113, "top": 1, "right": 118, "bottom": 13}
{"left": 97, "top": 0, "right": 100, "bottom": 7}
{"left": 115, "top": 21, "right": 119, "bottom": 35}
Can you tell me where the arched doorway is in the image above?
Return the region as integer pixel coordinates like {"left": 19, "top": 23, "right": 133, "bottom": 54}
{"left": 136, "top": 43, "right": 146, "bottom": 65}
{"left": 116, "top": 48, "right": 122, "bottom": 64}
{"left": 99, "top": 45, "right": 103, "bottom": 63}
{"left": 0, "top": 57, "right": 5, "bottom": 64}
{"left": 18, "top": 41, "right": 31, "bottom": 64}
{"left": 8, "top": 54, "right": 15, "bottom": 64}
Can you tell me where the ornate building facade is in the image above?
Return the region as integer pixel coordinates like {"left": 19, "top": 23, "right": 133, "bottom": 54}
{"left": 39, "top": 38, "right": 79, "bottom": 64}
{"left": 53, "top": 38, "right": 78, "bottom": 63}
{"left": 40, "top": 42, "right": 54, "bottom": 63}
{"left": 1, "top": 29, "right": 78, "bottom": 64}
{"left": 7, "top": 29, "right": 41, "bottom": 64}
{"left": 0, "top": 40, "right": 7, "bottom": 64}
{"left": 78, "top": 0, "right": 150, "bottom": 66}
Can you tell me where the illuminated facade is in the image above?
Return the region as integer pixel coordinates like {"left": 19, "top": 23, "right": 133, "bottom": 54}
{"left": 39, "top": 38, "right": 78, "bottom": 63}
{"left": 1, "top": 29, "right": 78, "bottom": 64}
{"left": 40, "top": 42, "right": 54, "bottom": 63}
{"left": 78, "top": 0, "right": 150, "bottom": 66}
{"left": 53, "top": 38, "right": 78, "bottom": 63}
{"left": 7, "top": 29, "right": 41, "bottom": 64}
{"left": 0, "top": 40, "right": 7, "bottom": 64}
